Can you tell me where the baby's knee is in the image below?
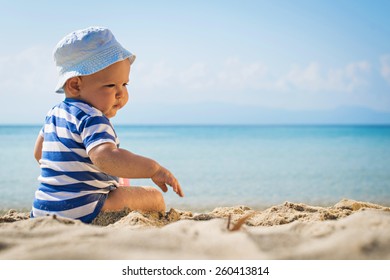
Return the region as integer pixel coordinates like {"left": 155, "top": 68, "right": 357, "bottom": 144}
{"left": 147, "top": 187, "right": 166, "bottom": 212}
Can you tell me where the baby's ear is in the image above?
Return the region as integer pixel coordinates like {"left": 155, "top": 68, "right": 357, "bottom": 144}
{"left": 64, "top": 77, "right": 81, "bottom": 96}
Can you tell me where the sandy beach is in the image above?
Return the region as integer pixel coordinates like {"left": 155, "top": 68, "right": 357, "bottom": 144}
{"left": 0, "top": 198, "right": 390, "bottom": 260}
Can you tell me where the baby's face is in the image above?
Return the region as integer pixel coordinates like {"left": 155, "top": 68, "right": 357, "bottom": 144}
{"left": 77, "top": 59, "right": 131, "bottom": 118}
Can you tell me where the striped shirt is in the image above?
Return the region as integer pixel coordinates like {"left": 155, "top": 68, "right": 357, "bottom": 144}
{"left": 32, "top": 98, "right": 119, "bottom": 223}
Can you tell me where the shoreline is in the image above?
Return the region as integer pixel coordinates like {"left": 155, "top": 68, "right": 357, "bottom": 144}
{"left": 1, "top": 198, "right": 390, "bottom": 259}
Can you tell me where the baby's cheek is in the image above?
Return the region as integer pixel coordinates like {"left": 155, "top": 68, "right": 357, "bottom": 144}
{"left": 123, "top": 91, "right": 129, "bottom": 104}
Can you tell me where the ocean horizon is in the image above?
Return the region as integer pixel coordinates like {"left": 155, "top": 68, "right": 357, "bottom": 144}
{"left": 1, "top": 124, "right": 390, "bottom": 212}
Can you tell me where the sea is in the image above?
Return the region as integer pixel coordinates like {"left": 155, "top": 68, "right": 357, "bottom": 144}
{"left": 1, "top": 125, "right": 390, "bottom": 212}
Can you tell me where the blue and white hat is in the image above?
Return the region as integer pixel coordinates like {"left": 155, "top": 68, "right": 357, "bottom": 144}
{"left": 53, "top": 26, "right": 136, "bottom": 93}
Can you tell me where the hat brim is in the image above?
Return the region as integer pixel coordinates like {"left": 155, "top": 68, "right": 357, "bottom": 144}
{"left": 55, "top": 52, "right": 136, "bottom": 94}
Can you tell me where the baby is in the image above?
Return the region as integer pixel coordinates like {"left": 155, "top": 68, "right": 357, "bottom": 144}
{"left": 32, "top": 27, "right": 184, "bottom": 223}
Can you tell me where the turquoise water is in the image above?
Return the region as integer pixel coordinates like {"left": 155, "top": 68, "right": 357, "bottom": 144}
{"left": 1, "top": 125, "right": 390, "bottom": 211}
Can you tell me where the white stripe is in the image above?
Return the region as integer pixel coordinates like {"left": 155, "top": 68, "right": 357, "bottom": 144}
{"left": 41, "top": 142, "right": 87, "bottom": 158}
{"left": 55, "top": 107, "right": 79, "bottom": 125}
{"left": 35, "top": 190, "right": 107, "bottom": 201}
{"left": 38, "top": 174, "right": 117, "bottom": 189}
{"left": 72, "top": 101, "right": 103, "bottom": 117}
{"left": 57, "top": 126, "right": 82, "bottom": 142}
{"left": 85, "top": 123, "right": 116, "bottom": 137}
{"left": 32, "top": 200, "right": 99, "bottom": 219}
{"left": 44, "top": 122, "right": 57, "bottom": 134}
{"left": 72, "top": 148, "right": 88, "bottom": 158}
{"left": 40, "top": 159, "right": 98, "bottom": 173}
{"left": 44, "top": 124, "right": 82, "bottom": 143}
{"left": 42, "top": 141, "right": 69, "bottom": 152}
{"left": 80, "top": 123, "right": 116, "bottom": 146}
{"left": 46, "top": 107, "right": 54, "bottom": 116}
{"left": 85, "top": 138, "right": 117, "bottom": 154}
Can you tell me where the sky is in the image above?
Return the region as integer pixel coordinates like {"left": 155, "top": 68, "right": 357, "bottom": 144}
{"left": 0, "top": 0, "right": 390, "bottom": 124}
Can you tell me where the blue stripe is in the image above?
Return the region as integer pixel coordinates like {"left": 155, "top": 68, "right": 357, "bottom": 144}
{"left": 83, "top": 132, "right": 116, "bottom": 147}
{"left": 42, "top": 151, "right": 91, "bottom": 163}
{"left": 62, "top": 99, "right": 94, "bottom": 121}
{"left": 79, "top": 194, "right": 107, "bottom": 223}
{"left": 41, "top": 168, "right": 118, "bottom": 182}
{"left": 38, "top": 182, "right": 103, "bottom": 192}
{"left": 83, "top": 115, "right": 111, "bottom": 128}
{"left": 79, "top": 115, "right": 116, "bottom": 136}
{"left": 59, "top": 137, "right": 84, "bottom": 149}
{"left": 44, "top": 133, "right": 84, "bottom": 149}
{"left": 33, "top": 192, "right": 104, "bottom": 212}
{"left": 45, "top": 115, "right": 79, "bottom": 134}
{"left": 44, "top": 132, "right": 60, "bottom": 142}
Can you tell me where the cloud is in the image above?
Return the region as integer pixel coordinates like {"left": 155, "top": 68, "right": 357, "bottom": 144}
{"left": 134, "top": 58, "right": 371, "bottom": 95}
{"left": 0, "top": 48, "right": 374, "bottom": 98}
{"left": 215, "top": 58, "right": 269, "bottom": 90}
{"left": 0, "top": 47, "right": 61, "bottom": 123}
{"left": 276, "top": 62, "right": 324, "bottom": 91}
{"left": 178, "top": 62, "right": 214, "bottom": 90}
{"left": 0, "top": 46, "right": 379, "bottom": 121}
{"left": 133, "top": 61, "right": 174, "bottom": 90}
{"left": 133, "top": 58, "right": 270, "bottom": 92}
{"left": 276, "top": 61, "right": 371, "bottom": 92}
{"left": 0, "top": 46, "right": 56, "bottom": 95}
{"left": 380, "top": 55, "right": 390, "bottom": 84}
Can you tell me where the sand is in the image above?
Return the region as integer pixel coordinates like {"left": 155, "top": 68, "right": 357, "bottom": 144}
{"left": 0, "top": 198, "right": 390, "bottom": 259}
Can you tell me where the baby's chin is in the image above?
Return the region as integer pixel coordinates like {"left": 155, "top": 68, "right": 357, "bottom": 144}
{"left": 104, "top": 111, "right": 117, "bottom": 119}
{"left": 106, "top": 105, "right": 123, "bottom": 118}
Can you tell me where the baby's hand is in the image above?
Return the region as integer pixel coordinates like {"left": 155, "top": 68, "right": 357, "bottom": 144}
{"left": 151, "top": 166, "right": 184, "bottom": 197}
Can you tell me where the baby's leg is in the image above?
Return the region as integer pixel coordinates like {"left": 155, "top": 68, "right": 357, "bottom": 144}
{"left": 101, "top": 186, "right": 166, "bottom": 213}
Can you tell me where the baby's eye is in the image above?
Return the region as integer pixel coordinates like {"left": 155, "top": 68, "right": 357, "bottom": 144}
{"left": 123, "top": 83, "right": 128, "bottom": 87}
{"left": 105, "top": 84, "right": 116, "bottom": 88}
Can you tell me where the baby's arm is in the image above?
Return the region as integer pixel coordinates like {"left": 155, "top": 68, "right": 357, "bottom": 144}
{"left": 89, "top": 142, "right": 184, "bottom": 197}
{"left": 33, "top": 134, "right": 44, "bottom": 163}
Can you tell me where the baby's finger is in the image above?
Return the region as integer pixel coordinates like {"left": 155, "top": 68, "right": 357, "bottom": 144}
{"left": 172, "top": 181, "right": 184, "bottom": 197}
{"left": 177, "top": 184, "right": 184, "bottom": 197}
{"left": 166, "top": 177, "right": 182, "bottom": 196}
{"left": 156, "top": 182, "right": 168, "bottom": 193}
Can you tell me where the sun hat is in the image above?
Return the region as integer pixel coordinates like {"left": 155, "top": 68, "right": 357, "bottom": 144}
{"left": 53, "top": 26, "right": 136, "bottom": 93}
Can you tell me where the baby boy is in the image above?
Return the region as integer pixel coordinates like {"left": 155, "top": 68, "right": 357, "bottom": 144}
{"left": 32, "top": 26, "right": 183, "bottom": 223}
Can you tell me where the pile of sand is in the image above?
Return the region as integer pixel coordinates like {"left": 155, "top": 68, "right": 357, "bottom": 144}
{"left": 0, "top": 199, "right": 389, "bottom": 259}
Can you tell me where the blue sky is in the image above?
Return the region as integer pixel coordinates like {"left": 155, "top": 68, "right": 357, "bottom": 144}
{"left": 1, "top": 0, "right": 390, "bottom": 124}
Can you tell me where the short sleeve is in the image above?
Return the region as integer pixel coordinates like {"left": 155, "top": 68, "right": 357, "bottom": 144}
{"left": 78, "top": 115, "right": 118, "bottom": 154}
{"left": 39, "top": 125, "right": 44, "bottom": 137}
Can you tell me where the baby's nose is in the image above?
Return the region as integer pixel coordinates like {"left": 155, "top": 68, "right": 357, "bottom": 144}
{"left": 116, "top": 89, "right": 124, "bottom": 99}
